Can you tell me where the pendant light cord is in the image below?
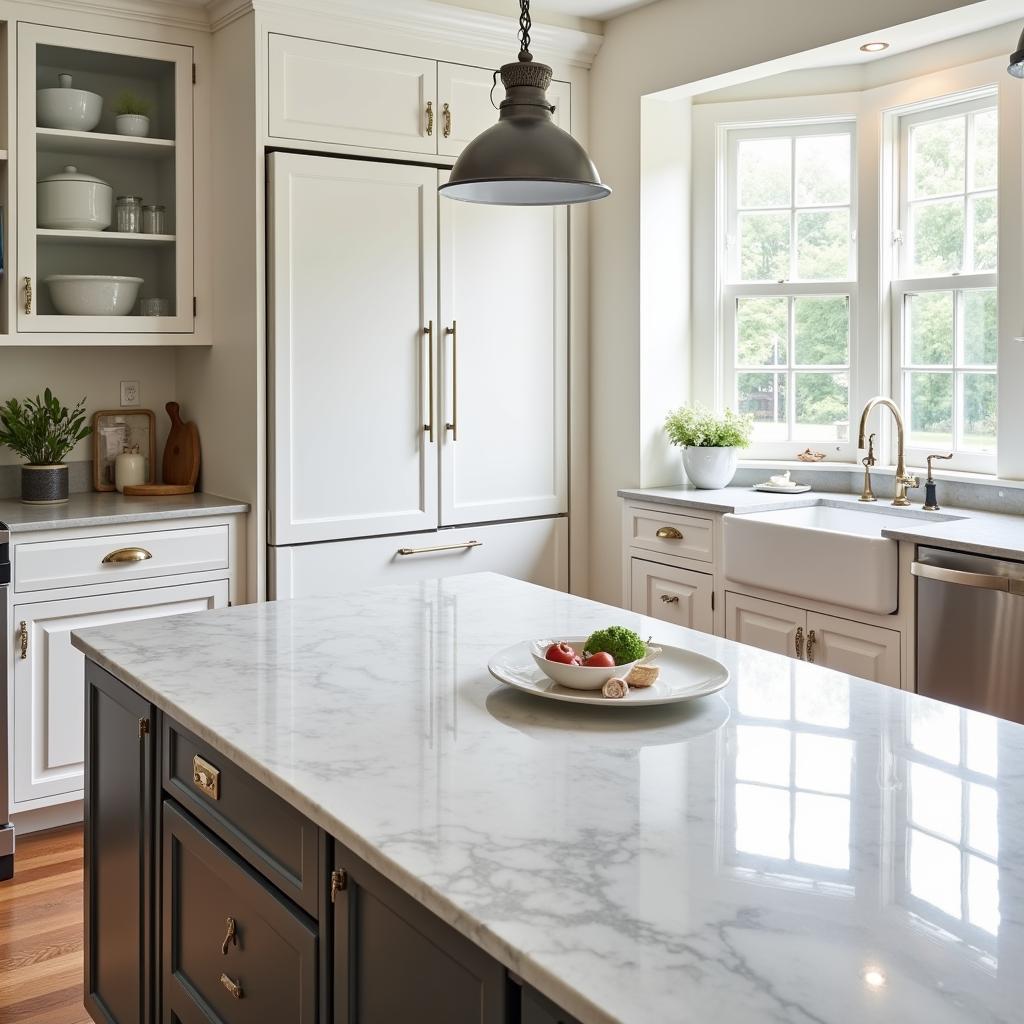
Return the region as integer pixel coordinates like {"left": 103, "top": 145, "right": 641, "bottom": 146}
{"left": 518, "top": 0, "right": 533, "bottom": 61}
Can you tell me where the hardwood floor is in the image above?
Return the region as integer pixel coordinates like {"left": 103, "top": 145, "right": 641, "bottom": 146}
{"left": 0, "top": 825, "right": 88, "bottom": 1024}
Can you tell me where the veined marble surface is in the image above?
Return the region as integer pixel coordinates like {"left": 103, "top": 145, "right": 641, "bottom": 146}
{"left": 72, "top": 573, "right": 1024, "bottom": 1024}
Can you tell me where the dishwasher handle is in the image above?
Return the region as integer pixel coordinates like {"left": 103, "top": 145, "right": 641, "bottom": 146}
{"left": 912, "top": 561, "right": 1024, "bottom": 595}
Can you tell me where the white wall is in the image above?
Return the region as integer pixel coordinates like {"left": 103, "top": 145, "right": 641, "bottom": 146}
{"left": 587, "top": 0, "right": 981, "bottom": 605}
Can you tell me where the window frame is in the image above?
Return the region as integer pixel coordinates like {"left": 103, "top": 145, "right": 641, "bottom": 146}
{"left": 721, "top": 119, "right": 859, "bottom": 461}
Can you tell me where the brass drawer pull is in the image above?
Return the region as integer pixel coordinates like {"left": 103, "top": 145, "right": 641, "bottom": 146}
{"left": 425, "top": 100, "right": 434, "bottom": 136}
{"left": 795, "top": 626, "right": 804, "bottom": 660}
{"left": 806, "top": 629, "right": 817, "bottom": 663}
{"left": 397, "top": 540, "right": 481, "bottom": 556}
{"left": 220, "top": 973, "right": 243, "bottom": 1000}
{"left": 24, "top": 276, "right": 32, "bottom": 314}
{"left": 442, "top": 101, "right": 451, "bottom": 138}
{"left": 192, "top": 754, "right": 221, "bottom": 800}
{"left": 655, "top": 526, "right": 683, "bottom": 540}
{"left": 660, "top": 594, "right": 679, "bottom": 604}
{"left": 19, "top": 621, "right": 28, "bottom": 660}
{"left": 102, "top": 547, "right": 152, "bottom": 565}
{"left": 221, "top": 916, "right": 238, "bottom": 955}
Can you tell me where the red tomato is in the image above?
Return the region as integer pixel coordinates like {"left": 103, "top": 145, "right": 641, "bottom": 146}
{"left": 546, "top": 642, "right": 579, "bottom": 665}
{"left": 582, "top": 651, "right": 615, "bottom": 668}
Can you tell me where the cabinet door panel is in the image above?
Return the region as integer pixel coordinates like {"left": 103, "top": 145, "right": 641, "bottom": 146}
{"left": 269, "top": 34, "right": 437, "bottom": 153}
{"left": 270, "top": 153, "right": 439, "bottom": 544}
{"left": 630, "top": 559, "right": 714, "bottom": 634}
{"left": 806, "top": 611, "right": 901, "bottom": 687}
{"left": 725, "top": 592, "right": 805, "bottom": 659}
{"left": 439, "top": 173, "right": 567, "bottom": 525}
{"left": 13, "top": 580, "right": 227, "bottom": 805}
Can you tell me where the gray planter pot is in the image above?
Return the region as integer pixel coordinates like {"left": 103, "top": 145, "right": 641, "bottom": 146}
{"left": 21, "top": 464, "right": 69, "bottom": 504}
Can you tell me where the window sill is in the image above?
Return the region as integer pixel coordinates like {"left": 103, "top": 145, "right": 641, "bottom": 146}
{"left": 738, "top": 459, "right": 1024, "bottom": 492}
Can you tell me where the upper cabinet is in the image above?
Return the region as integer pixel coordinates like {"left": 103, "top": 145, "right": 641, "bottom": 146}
{"left": 16, "top": 24, "right": 196, "bottom": 338}
{"left": 267, "top": 34, "right": 570, "bottom": 159}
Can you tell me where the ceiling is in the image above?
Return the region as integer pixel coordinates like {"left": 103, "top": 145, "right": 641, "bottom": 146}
{"left": 529, "top": 0, "right": 656, "bottom": 17}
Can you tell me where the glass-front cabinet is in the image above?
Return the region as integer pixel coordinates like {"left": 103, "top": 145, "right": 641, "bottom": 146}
{"left": 16, "top": 25, "right": 194, "bottom": 336}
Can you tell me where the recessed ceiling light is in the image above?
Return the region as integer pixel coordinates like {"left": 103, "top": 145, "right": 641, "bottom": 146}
{"left": 863, "top": 967, "right": 887, "bottom": 989}
{"left": 860, "top": 41, "right": 890, "bottom": 53}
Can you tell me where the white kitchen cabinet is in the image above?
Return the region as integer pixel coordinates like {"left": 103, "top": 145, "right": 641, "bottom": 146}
{"left": 268, "top": 35, "right": 437, "bottom": 153}
{"left": 438, "top": 171, "right": 567, "bottom": 524}
{"left": 12, "top": 580, "right": 228, "bottom": 805}
{"left": 726, "top": 592, "right": 805, "bottom": 660}
{"left": 17, "top": 24, "right": 196, "bottom": 336}
{"left": 630, "top": 559, "right": 714, "bottom": 633}
{"left": 269, "top": 153, "right": 439, "bottom": 544}
{"left": 805, "top": 611, "right": 901, "bottom": 687}
{"left": 270, "top": 517, "right": 568, "bottom": 599}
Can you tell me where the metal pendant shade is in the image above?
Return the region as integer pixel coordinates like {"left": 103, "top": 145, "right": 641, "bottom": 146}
{"left": 1010, "top": 25, "right": 1024, "bottom": 77}
{"left": 439, "top": 1, "right": 611, "bottom": 206}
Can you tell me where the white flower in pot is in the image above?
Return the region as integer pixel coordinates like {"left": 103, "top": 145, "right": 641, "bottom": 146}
{"left": 664, "top": 404, "right": 753, "bottom": 490}
{"left": 113, "top": 89, "right": 152, "bottom": 137}
{"left": 0, "top": 390, "right": 92, "bottom": 504}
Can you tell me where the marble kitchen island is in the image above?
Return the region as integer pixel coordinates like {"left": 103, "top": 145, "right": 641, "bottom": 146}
{"left": 72, "top": 573, "right": 1024, "bottom": 1024}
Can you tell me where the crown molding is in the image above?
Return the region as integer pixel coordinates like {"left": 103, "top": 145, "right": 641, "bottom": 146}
{"left": 25, "top": 0, "right": 210, "bottom": 30}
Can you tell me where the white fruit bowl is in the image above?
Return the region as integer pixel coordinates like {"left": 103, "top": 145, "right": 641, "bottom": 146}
{"left": 45, "top": 275, "right": 143, "bottom": 316}
{"left": 37, "top": 87, "right": 102, "bottom": 131}
{"left": 531, "top": 638, "right": 647, "bottom": 691}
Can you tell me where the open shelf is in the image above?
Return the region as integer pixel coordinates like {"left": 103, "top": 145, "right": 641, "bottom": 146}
{"left": 37, "top": 228, "right": 176, "bottom": 246}
{"left": 36, "top": 127, "right": 174, "bottom": 159}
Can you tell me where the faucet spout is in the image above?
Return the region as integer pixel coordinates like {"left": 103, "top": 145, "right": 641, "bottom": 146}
{"left": 857, "top": 396, "right": 919, "bottom": 507}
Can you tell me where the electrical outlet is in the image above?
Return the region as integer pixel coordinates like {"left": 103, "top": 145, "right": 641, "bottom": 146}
{"left": 120, "top": 380, "right": 140, "bottom": 407}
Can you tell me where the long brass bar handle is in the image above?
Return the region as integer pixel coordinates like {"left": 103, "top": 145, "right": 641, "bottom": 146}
{"left": 806, "top": 629, "right": 817, "bottom": 663}
{"left": 445, "top": 321, "right": 458, "bottom": 441}
{"left": 397, "top": 540, "right": 481, "bottom": 556}
{"left": 655, "top": 526, "right": 683, "bottom": 540}
{"left": 423, "top": 321, "right": 435, "bottom": 443}
{"left": 19, "top": 621, "right": 27, "bottom": 660}
{"left": 24, "top": 277, "right": 32, "bottom": 314}
{"left": 442, "top": 102, "right": 452, "bottom": 138}
{"left": 102, "top": 547, "right": 153, "bottom": 564}
{"left": 795, "top": 626, "right": 804, "bottom": 660}
{"left": 425, "top": 100, "right": 434, "bottom": 136}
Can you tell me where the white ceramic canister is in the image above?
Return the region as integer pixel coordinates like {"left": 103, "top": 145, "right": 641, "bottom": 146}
{"left": 114, "top": 448, "right": 147, "bottom": 492}
{"left": 37, "top": 165, "right": 113, "bottom": 231}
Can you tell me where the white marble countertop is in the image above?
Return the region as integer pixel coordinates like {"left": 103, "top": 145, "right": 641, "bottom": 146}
{"left": 620, "top": 485, "right": 1024, "bottom": 560}
{"left": 71, "top": 573, "right": 1024, "bottom": 1023}
{"left": 0, "top": 491, "right": 248, "bottom": 532}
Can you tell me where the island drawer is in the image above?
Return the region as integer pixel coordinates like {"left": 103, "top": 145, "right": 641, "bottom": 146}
{"left": 624, "top": 505, "right": 714, "bottom": 564}
{"left": 15, "top": 524, "right": 229, "bottom": 593}
{"left": 163, "top": 720, "right": 320, "bottom": 916}
{"left": 162, "top": 801, "right": 317, "bottom": 1024}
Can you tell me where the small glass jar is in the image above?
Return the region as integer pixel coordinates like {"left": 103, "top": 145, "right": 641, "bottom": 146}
{"left": 139, "top": 297, "right": 171, "bottom": 317}
{"left": 115, "top": 195, "right": 142, "bottom": 233}
{"left": 141, "top": 204, "right": 166, "bottom": 235}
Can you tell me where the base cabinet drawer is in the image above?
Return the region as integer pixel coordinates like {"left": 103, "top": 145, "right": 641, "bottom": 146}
{"left": 163, "top": 800, "right": 318, "bottom": 1024}
{"left": 271, "top": 517, "right": 569, "bottom": 599}
{"left": 630, "top": 558, "right": 714, "bottom": 634}
{"left": 624, "top": 505, "right": 714, "bottom": 564}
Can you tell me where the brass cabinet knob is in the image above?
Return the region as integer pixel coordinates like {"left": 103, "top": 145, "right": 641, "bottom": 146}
{"left": 655, "top": 526, "right": 683, "bottom": 540}
{"left": 102, "top": 547, "right": 153, "bottom": 564}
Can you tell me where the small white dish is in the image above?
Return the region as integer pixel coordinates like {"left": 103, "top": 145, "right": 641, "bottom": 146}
{"left": 492, "top": 640, "right": 730, "bottom": 707}
{"left": 752, "top": 483, "right": 812, "bottom": 494}
{"left": 530, "top": 637, "right": 648, "bottom": 690}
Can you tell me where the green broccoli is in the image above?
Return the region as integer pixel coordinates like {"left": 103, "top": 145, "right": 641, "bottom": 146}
{"left": 584, "top": 626, "right": 646, "bottom": 665}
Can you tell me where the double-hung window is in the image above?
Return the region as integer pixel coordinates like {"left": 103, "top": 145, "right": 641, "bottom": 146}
{"left": 722, "top": 121, "right": 857, "bottom": 458}
{"left": 892, "top": 93, "right": 998, "bottom": 472}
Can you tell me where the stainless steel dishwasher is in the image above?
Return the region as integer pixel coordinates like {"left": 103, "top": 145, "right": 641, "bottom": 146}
{"left": 913, "top": 546, "right": 1024, "bottom": 724}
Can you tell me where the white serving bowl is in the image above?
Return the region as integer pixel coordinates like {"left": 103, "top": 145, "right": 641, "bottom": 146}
{"left": 531, "top": 637, "right": 646, "bottom": 691}
{"left": 37, "top": 87, "right": 103, "bottom": 131}
{"left": 45, "top": 275, "right": 143, "bottom": 316}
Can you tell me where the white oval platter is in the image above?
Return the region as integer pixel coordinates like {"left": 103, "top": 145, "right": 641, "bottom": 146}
{"left": 488, "top": 640, "right": 730, "bottom": 708}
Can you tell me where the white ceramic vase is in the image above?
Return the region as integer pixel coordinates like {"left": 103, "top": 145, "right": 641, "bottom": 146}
{"left": 682, "top": 446, "right": 739, "bottom": 489}
{"left": 115, "top": 114, "right": 150, "bottom": 137}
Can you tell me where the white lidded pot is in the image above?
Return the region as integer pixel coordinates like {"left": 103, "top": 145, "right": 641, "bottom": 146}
{"left": 38, "top": 165, "right": 113, "bottom": 231}
{"left": 36, "top": 73, "right": 102, "bottom": 131}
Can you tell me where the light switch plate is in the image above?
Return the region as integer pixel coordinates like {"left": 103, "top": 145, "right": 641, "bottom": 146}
{"left": 120, "top": 380, "right": 140, "bottom": 407}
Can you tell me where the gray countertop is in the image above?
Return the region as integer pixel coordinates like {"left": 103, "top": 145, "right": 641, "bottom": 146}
{"left": 620, "top": 485, "right": 1024, "bottom": 561}
{"left": 0, "top": 491, "right": 248, "bottom": 533}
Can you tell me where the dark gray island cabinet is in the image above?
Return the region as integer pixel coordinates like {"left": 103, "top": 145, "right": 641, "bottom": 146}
{"left": 84, "top": 661, "right": 582, "bottom": 1024}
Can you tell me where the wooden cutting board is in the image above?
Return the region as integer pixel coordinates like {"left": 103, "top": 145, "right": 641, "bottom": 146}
{"left": 124, "top": 402, "right": 200, "bottom": 496}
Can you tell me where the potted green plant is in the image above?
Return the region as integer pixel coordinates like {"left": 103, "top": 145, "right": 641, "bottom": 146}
{"left": 112, "top": 90, "right": 152, "bottom": 137}
{"left": 664, "top": 404, "right": 753, "bottom": 489}
{"left": 0, "top": 390, "right": 91, "bottom": 504}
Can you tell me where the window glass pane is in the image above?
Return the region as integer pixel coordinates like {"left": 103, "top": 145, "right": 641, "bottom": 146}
{"left": 907, "top": 291, "right": 954, "bottom": 365}
{"left": 910, "top": 829, "right": 962, "bottom": 920}
{"left": 794, "top": 296, "right": 848, "bottom": 365}
{"left": 794, "top": 372, "right": 848, "bottom": 440}
{"left": 910, "top": 762, "right": 962, "bottom": 841}
{"left": 908, "top": 371, "right": 954, "bottom": 448}
{"left": 910, "top": 701, "right": 960, "bottom": 764}
{"left": 738, "top": 137, "right": 791, "bottom": 208}
{"left": 963, "top": 289, "right": 997, "bottom": 366}
{"left": 911, "top": 199, "right": 964, "bottom": 275}
{"left": 794, "top": 675, "right": 849, "bottom": 729}
{"left": 738, "top": 372, "right": 787, "bottom": 438}
{"left": 910, "top": 115, "right": 966, "bottom": 199}
{"left": 795, "top": 208, "right": 849, "bottom": 280}
{"left": 795, "top": 134, "right": 850, "bottom": 206}
{"left": 739, "top": 211, "right": 790, "bottom": 281}
{"left": 966, "top": 714, "right": 997, "bottom": 777}
{"left": 795, "top": 735, "right": 853, "bottom": 795}
{"left": 794, "top": 793, "right": 850, "bottom": 870}
{"left": 736, "top": 725, "right": 790, "bottom": 786}
{"left": 970, "top": 193, "right": 997, "bottom": 272}
{"left": 971, "top": 108, "right": 997, "bottom": 191}
{"left": 962, "top": 373, "right": 997, "bottom": 452}
{"left": 736, "top": 296, "right": 787, "bottom": 366}
{"left": 967, "top": 854, "right": 1000, "bottom": 935}
{"left": 735, "top": 783, "right": 790, "bottom": 859}
{"left": 969, "top": 783, "right": 998, "bottom": 859}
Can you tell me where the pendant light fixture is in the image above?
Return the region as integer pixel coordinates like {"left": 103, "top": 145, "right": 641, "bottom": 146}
{"left": 438, "top": 0, "right": 611, "bottom": 206}
{"left": 1010, "top": 24, "right": 1024, "bottom": 77}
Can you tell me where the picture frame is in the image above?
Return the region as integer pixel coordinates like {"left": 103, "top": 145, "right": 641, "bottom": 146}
{"left": 92, "top": 409, "right": 157, "bottom": 492}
